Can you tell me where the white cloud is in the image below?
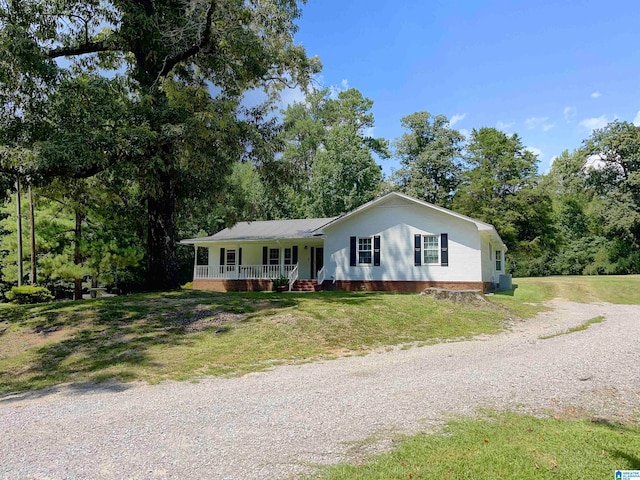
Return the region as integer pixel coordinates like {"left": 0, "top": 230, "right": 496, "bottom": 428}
{"left": 459, "top": 128, "right": 470, "bottom": 139}
{"left": 329, "top": 79, "right": 350, "bottom": 98}
{"left": 591, "top": 91, "right": 602, "bottom": 99}
{"left": 525, "top": 116, "right": 549, "bottom": 129}
{"left": 579, "top": 115, "right": 610, "bottom": 131}
{"left": 279, "top": 86, "right": 306, "bottom": 107}
{"left": 543, "top": 155, "right": 559, "bottom": 174}
{"left": 563, "top": 106, "right": 577, "bottom": 122}
{"left": 450, "top": 113, "right": 467, "bottom": 127}
{"left": 633, "top": 110, "right": 640, "bottom": 127}
{"left": 542, "top": 123, "right": 556, "bottom": 132}
{"left": 496, "top": 121, "right": 515, "bottom": 131}
{"left": 526, "top": 146, "right": 543, "bottom": 158}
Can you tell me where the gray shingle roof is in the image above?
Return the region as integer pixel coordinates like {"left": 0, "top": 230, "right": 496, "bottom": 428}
{"left": 180, "top": 217, "right": 337, "bottom": 244}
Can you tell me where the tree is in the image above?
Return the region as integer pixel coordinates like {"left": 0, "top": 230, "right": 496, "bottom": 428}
{"left": 392, "top": 112, "right": 465, "bottom": 207}
{"left": 582, "top": 121, "right": 640, "bottom": 273}
{"left": 454, "top": 127, "right": 555, "bottom": 275}
{"left": 0, "top": 176, "right": 145, "bottom": 298}
{"left": 276, "top": 87, "right": 387, "bottom": 217}
{"left": 0, "top": 0, "right": 320, "bottom": 290}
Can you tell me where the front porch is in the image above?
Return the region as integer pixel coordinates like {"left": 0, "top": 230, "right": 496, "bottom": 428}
{"left": 194, "top": 264, "right": 298, "bottom": 280}
{"left": 191, "top": 240, "right": 326, "bottom": 292}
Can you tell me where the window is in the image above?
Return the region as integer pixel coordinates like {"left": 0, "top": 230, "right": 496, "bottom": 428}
{"left": 423, "top": 235, "right": 439, "bottom": 264}
{"left": 284, "top": 248, "right": 292, "bottom": 265}
{"left": 495, "top": 250, "right": 502, "bottom": 271}
{"left": 358, "top": 237, "right": 372, "bottom": 264}
{"left": 269, "top": 248, "right": 279, "bottom": 265}
{"left": 226, "top": 249, "right": 236, "bottom": 266}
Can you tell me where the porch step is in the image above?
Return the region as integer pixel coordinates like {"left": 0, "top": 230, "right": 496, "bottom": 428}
{"left": 291, "top": 280, "right": 321, "bottom": 292}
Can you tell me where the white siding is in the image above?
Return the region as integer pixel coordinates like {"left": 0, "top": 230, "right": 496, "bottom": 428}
{"left": 323, "top": 196, "right": 483, "bottom": 283}
{"left": 480, "top": 233, "right": 505, "bottom": 284}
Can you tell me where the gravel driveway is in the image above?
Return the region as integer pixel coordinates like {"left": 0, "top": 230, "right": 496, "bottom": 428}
{"left": 1, "top": 300, "right": 639, "bottom": 479}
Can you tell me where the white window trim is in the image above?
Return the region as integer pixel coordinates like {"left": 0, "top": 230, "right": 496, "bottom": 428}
{"left": 422, "top": 234, "right": 440, "bottom": 265}
{"left": 495, "top": 250, "right": 503, "bottom": 271}
{"left": 358, "top": 236, "right": 373, "bottom": 265}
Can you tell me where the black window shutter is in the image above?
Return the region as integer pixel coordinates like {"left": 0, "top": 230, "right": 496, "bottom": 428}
{"left": 238, "top": 248, "right": 242, "bottom": 266}
{"left": 414, "top": 234, "right": 422, "bottom": 266}
{"left": 441, "top": 233, "right": 449, "bottom": 267}
{"left": 292, "top": 246, "right": 298, "bottom": 264}
{"left": 262, "top": 246, "right": 268, "bottom": 265}
{"left": 220, "top": 247, "right": 225, "bottom": 266}
{"left": 350, "top": 236, "right": 357, "bottom": 266}
{"left": 373, "top": 236, "right": 381, "bottom": 266}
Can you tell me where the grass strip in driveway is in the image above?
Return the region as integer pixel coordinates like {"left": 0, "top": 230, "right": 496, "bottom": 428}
{"left": 0, "top": 290, "right": 507, "bottom": 395}
{"left": 539, "top": 315, "right": 605, "bottom": 340}
{"left": 312, "top": 412, "right": 640, "bottom": 479}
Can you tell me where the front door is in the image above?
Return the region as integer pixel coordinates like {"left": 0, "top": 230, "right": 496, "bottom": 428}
{"left": 315, "top": 247, "right": 324, "bottom": 277}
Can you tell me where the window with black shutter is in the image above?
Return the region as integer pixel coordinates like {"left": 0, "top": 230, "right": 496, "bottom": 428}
{"left": 440, "top": 233, "right": 449, "bottom": 267}
{"left": 373, "top": 236, "right": 381, "bottom": 266}
{"left": 350, "top": 237, "right": 357, "bottom": 266}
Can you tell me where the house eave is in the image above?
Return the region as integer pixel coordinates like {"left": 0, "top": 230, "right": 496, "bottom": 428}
{"left": 180, "top": 235, "right": 327, "bottom": 245}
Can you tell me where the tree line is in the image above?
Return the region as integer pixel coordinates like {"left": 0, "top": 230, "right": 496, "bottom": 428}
{"left": 1, "top": 1, "right": 638, "bottom": 299}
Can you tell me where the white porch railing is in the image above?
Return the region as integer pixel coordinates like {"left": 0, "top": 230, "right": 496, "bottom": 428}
{"left": 317, "top": 265, "right": 326, "bottom": 285}
{"left": 288, "top": 264, "right": 299, "bottom": 292}
{"left": 194, "top": 264, "right": 297, "bottom": 280}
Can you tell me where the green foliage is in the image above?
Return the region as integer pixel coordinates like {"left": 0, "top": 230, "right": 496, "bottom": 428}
{"left": 0, "top": 177, "right": 144, "bottom": 296}
{"left": 272, "top": 275, "right": 290, "bottom": 290}
{"left": 1, "top": 0, "right": 320, "bottom": 291}
{"left": 273, "top": 87, "right": 386, "bottom": 218}
{"left": 392, "top": 111, "right": 465, "bottom": 207}
{"left": 6, "top": 285, "right": 53, "bottom": 304}
{"left": 454, "top": 128, "right": 555, "bottom": 273}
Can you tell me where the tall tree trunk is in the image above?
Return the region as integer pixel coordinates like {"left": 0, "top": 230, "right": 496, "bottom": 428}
{"left": 28, "top": 184, "right": 36, "bottom": 285}
{"left": 74, "top": 210, "right": 83, "bottom": 300}
{"left": 15, "top": 177, "right": 23, "bottom": 286}
{"left": 146, "top": 160, "right": 178, "bottom": 291}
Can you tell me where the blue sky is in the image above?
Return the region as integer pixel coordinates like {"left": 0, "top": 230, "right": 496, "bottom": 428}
{"left": 290, "top": 0, "right": 640, "bottom": 175}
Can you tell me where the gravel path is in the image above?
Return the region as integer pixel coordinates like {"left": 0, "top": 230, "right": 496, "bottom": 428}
{"left": 1, "top": 300, "right": 639, "bottom": 479}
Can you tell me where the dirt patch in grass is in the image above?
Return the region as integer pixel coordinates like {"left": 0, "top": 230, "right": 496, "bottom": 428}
{"left": 164, "top": 305, "right": 247, "bottom": 333}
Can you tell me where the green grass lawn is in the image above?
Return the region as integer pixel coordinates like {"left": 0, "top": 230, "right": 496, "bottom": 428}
{"left": 313, "top": 412, "right": 640, "bottom": 479}
{"left": 492, "top": 275, "right": 640, "bottom": 316}
{"left": 0, "top": 289, "right": 507, "bottom": 395}
{"left": 1, "top": 275, "right": 638, "bottom": 396}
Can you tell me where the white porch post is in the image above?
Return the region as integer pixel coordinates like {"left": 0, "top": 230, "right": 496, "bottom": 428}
{"left": 193, "top": 245, "right": 198, "bottom": 279}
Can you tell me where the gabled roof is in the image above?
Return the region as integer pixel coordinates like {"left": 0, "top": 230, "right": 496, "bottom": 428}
{"left": 315, "top": 192, "right": 507, "bottom": 249}
{"left": 180, "top": 192, "right": 506, "bottom": 250}
{"left": 180, "top": 217, "right": 337, "bottom": 244}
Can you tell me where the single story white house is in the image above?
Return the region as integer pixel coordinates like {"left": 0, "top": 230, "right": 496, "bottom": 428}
{"left": 180, "top": 192, "right": 507, "bottom": 292}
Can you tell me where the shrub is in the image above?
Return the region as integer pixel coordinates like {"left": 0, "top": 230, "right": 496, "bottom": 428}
{"left": 6, "top": 286, "right": 54, "bottom": 304}
{"left": 272, "top": 275, "right": 289, "bottom": 291}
